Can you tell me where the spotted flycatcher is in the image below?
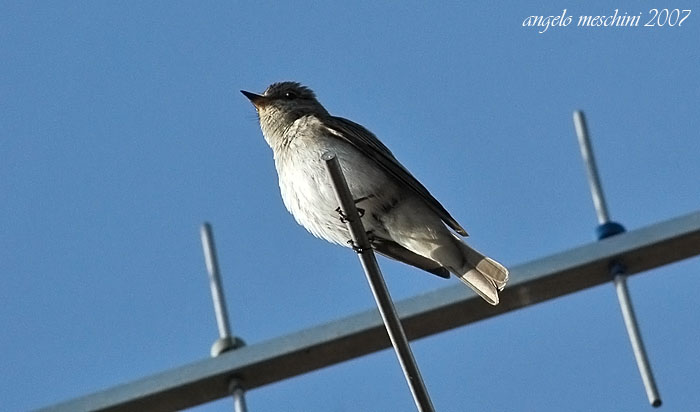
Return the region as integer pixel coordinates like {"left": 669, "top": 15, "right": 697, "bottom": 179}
{"left": 241, "top": 82, "right": 508, "bottom": 304}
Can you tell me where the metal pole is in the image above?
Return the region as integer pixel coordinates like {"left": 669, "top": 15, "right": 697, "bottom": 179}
{"left": 201, "top": 223, "right": 232, "bottom": 339}
{"left": 614, "top": 272, "right": 661, "bottom": 406}
{"left": 573, "top": 110, "right": 661, "bottom": 407}
{"left": 39, "top": 210, "right": 700, "bottom": 412}
{"left": 231, "top": 381, "right": 248, "bottom": 412}
{"left": 201, "top": 223, "right": 248, "bottom": 412}
{"left": 322, "top": 152, "right": 436, "bottom": 412}
{"left": 574, "top": 111, "right": 610, "bottom": 225}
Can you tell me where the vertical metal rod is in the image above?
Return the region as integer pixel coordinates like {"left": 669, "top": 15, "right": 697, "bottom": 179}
{"left": 614, "top": 274, "right": 661, "bottom": 407}
{"left": 201, "top": 223, "right": 232, "bottom": 339}
{"left": 200, "top": 223, "right": 248, "bottom": 412}
{"left": 574, "top": 110, "right": 610, "bottom": 225}
{"left": 573, "top": 111, "right": 661, "bottom": 407}
{"left": 322, "top": 152, "right": 435, "bottom": 412}
{"left": 231, "top": 382, "right": 248, "bottom": 412}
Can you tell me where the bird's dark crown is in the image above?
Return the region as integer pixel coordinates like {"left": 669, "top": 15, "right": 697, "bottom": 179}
{"left": 263, "top": 82, "right": 317, "bottom": 101}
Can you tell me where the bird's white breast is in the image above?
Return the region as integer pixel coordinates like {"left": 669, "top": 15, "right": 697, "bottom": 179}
{"left": 270, "top": 116, "right": 391, "bottom": 245}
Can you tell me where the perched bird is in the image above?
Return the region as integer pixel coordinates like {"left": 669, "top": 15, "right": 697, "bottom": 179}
{"left": 241, "top": 82, "right": 508, "bottom": 304}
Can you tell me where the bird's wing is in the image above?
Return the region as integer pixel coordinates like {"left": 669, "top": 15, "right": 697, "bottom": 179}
{"left": 372, "top": 238, "right": 450, "bottom": 278}
{"left": 325, "top": 116, "right": 468, "bottom": 236}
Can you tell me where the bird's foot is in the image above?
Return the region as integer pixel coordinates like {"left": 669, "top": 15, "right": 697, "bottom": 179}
{"left": 346, "top": 231, "right": 374, "bottom": 253}
{"left": 334, "top": 205, "right": 365, "bottom": 223}
{"left": 346, "top": 239, "right": 364, "bottom": 253}
{"left": 335, "top": 195, "right": 373, "bottom": 222}
{"left": 353, "top": 195, "right": 373, "bottom": 219}
{"left": 335, "top": 206, "right": 349, "bottom": 223}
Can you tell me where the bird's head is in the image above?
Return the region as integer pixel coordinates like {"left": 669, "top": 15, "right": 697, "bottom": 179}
{"left": 241, "top": 82, "right": 329, "bottom": 140}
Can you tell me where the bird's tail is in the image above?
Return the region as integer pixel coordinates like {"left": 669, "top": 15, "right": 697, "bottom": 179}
{"left": 455, "top": 242, "right": 508, "bottom": 305}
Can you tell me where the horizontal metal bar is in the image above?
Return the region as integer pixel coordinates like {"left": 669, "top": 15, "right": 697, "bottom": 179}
{"left": 38, "top": 211, "right": 700, "bottom": 412}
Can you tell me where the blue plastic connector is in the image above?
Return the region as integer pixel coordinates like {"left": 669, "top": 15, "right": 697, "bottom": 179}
{"left": 596, "top": 221, "right": 626, "bottom": 240}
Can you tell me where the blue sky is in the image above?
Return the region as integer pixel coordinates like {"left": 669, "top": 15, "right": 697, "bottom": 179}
{"left": 2, "top": 2, "right": 699, "bottom": 411}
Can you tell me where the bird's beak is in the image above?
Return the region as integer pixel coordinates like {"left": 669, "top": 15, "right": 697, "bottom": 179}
{"left": 240, "top": 90, "right": 265, "bottom": 108}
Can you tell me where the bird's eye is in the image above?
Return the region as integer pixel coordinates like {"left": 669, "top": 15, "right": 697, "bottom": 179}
{"left": 284, "top": 91, "right": 298, "bottom": 100}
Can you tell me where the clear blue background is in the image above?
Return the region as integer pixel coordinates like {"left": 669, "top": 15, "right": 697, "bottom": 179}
{"left": 2, "top": 2, "right": 699, "bottom": 411}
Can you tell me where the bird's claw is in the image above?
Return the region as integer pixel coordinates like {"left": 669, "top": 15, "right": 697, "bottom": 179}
{"left": 347, "top": 239, "right": 365, "bottom": 253}
{"left": 335, "top": 206, "right": 349, "bottom": 223}
{"left": 353, "top": 195, "right": 373, "bottom": 218}
{"left": 346, "top": 231, "right": 374, "bottom": 253}
{"left": 334, "top": 206, "right": 365, "bottom": 223}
